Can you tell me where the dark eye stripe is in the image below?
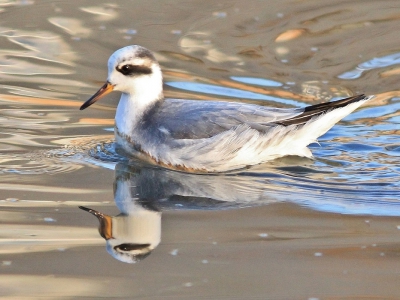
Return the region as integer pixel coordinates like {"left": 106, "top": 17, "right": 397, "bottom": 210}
{"left": 114, "top": 243, "right": 151, "bottom": 251}
{"left": 116, "top": 64, "right": 152, "bottom": 76}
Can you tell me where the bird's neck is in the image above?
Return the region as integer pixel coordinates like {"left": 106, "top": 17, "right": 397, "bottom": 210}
{"left": 115, "top": 89, "right": 163, "bottom": 138}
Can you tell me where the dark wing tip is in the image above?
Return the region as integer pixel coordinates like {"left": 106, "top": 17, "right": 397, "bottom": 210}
{"left": 277, "top": 94, "right": 368, "bottom": 126}
{"left": 303, "top": 94, "right": 367, "bottom": 113}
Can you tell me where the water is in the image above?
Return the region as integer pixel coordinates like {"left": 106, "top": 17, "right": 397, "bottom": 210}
{"left": 1, "top": 0, "right": 400, "bottom": 298}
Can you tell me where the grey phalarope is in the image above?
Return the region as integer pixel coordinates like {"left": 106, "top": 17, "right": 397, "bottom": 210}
{"left": 80, "top": 45, "right": 371, "bottom": 172}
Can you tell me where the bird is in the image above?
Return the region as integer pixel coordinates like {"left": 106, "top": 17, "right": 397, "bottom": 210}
{"left": 80, "top": 45, "right": 371, "bottom": 172}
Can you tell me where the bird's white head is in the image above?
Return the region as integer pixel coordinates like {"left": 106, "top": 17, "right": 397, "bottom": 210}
{"left": 80, "top": 45, "right": 163, "bottom": 111}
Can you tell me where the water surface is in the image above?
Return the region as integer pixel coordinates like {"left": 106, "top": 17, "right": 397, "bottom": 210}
{"left": 1, "top": 0, "right": 400, "bottom": 299}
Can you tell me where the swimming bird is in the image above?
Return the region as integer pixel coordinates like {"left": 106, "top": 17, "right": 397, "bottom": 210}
{"left": 80, "top": 45, "right": 371, "bottom": 172}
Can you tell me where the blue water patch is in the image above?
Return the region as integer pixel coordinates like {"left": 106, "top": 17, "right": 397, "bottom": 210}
{"left": 344, "top": 101, "right": 400, "bottom": 121}
{"left": 230, "top": 76, "right": 283, "bottom": 87}
{"left": 300, "top": 198, "right": 400, "bottom": 216}
{"left": 366, "top": 124, "right": 399, "bottom": 133}
{"left": 338, "top": 51, "right": 400, "bottom": 79}
{"left": 338, "top": 143, "right": 382, "bottom": 152}
{"left": 388, "top": 115, "right": 400, "bottom": 123}
{"left": 166, "top": 81, "right": 305, "bottom": 107}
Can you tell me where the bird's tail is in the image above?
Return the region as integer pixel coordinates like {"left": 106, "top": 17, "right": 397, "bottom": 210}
{"left": 276, "top": 94, "right": 371, "bottom": 126}
{"left": 270, "top": 94, "right": 372, "bottom": 158}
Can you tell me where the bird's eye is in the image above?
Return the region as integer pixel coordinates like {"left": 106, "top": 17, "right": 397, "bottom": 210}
{"left": 119, "top": 65, "right": 132, "bottom": 75}
{"left": 117, "top": 64, "right": 152, "bottom": 76}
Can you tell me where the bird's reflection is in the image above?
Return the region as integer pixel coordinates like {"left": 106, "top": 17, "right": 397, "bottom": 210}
{"left": 79, "top": 204, "right": 160, "bottom": 263}
{"left": 80, "top": 162, "right": 277, "bottom": 263}
{"left": 80, "top": 159, "right": 400, "bottom": 263}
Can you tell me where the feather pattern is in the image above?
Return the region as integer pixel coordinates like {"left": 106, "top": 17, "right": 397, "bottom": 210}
{"left": 116, "top": 95, "right": 371, "bottom": 172}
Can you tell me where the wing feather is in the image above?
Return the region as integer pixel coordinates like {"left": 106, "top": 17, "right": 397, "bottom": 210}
{"left": 152, "top": 99, "right": 302, "bottom": 139}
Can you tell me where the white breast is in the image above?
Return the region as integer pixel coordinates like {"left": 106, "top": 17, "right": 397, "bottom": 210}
{"left": 115, "top": 93, "right": 135, "bottom": 138}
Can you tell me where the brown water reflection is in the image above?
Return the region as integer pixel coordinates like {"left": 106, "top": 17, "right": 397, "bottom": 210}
{"left": 1, "top": 0, "right": 400, "bottom": 298}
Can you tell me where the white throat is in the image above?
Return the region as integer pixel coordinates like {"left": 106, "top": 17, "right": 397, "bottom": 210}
{"left": 114, "top": 71, "right": 163, "bottom": 137}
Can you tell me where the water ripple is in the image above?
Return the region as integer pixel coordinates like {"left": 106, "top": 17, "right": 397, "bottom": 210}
{"left": 338, "top": 51, "right": 400, "bottom": 79}
{"left": 166, "top": 81, "right": 305, "bottom": 106}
